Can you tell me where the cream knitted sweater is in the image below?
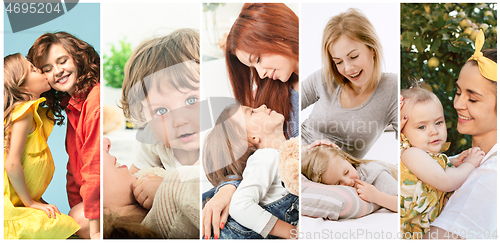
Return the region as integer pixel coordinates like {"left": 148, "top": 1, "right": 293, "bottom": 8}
{"left": 140, "top": 168, "right": 200, "bottom": 239}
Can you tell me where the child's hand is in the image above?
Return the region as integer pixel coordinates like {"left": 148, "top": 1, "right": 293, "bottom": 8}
{"left": 450, "top": 150, "right": 469, "bottom": 167}
{"left": 355, "top": 179, "right": 380, "bottom": 203}
{"left": 28, "top": 201, "right": 61, "bottom": 218}
{"left": 463, "top": 147, "right": 485, "bottom": 168}
{"left": 133, "top": 173, "right": 163, "bottom": 210}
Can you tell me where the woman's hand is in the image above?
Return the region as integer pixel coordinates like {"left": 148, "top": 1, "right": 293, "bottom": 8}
{"left": 28, "top": 201, "right": 61, "bottom": 218}
{"left": 354, "top": 179, "right": 380, "bottom": 203}
{"left": 202, "top": 185, "right": 236, "bottom": 239}
{"left": 307, "top": 139, "right": 339, "bottom": 150}
{"left": 302, "top": 139, "right": 339, "bottom": 154}
{"left": 132, "top": 174, "right": 163, "bottom": 210}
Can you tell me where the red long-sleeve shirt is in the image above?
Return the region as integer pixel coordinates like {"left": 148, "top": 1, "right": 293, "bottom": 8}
{"left": 64, "top": 84, "right": 100, "bottom": 219}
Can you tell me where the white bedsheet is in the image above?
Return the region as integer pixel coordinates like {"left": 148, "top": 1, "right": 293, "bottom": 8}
{"left": 299, "top": 209, "right": 398, "bottom": 240}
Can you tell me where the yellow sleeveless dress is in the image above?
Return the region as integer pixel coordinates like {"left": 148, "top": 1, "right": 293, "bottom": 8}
{"left": 400, "top": 134, "right": 452, "bottom": 239}
{"left": 4, "top": 98, "right": 80, "bottom": 239}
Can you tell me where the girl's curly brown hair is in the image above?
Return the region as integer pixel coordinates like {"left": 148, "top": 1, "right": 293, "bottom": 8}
{"left": 26, "top": 32, "right": 100, "bottom": 125}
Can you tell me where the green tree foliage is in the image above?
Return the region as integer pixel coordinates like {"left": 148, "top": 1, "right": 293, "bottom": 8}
{"left": 103, "top": 39, "right": 132, "bottom": 88}
{"left": 401, "top": 3, "right": 496, "bottom": 156}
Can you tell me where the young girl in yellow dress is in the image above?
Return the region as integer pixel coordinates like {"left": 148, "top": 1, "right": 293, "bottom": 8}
{"left": 4, "top": 53, "right": 80, "bottom": 239}
{"left": 399, "top": 85, "right": 485, "bottom": 239}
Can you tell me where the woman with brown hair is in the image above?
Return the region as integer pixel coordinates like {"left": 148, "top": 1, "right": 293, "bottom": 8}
{"left": 202, "top": 3, "right": 299, "bottom": 239}
{"left": 423, "top": 33, "right": 497, "bottom": 240}
{"left": 27, "top": 32, "right": 100, "bottom": 239}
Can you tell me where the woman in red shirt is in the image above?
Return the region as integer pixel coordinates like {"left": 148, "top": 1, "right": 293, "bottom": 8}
{"left": 27, "top": 32, "right": 100, "bottom": 239}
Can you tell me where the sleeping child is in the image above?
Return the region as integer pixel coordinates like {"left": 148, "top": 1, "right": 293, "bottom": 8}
{"left": 302, "top": 144, "right": 398, "bottom": 213}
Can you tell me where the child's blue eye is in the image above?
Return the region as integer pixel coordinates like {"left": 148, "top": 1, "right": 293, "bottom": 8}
{"left": 436, "top": 121, "right": 443, "bottom": 126}
{"left": 418, "top": 125, "right": 426, "bottom": 130}
{"left": 154, "top": 107, "right": 168, "bottom": 116}
{"left": 185, "top": 96, "right": 198, "bottom": 106}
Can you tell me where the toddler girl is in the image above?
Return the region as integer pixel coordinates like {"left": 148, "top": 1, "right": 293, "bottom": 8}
{"left": 400, "top": 85, "right": 484, "bottom": 238}
{"left": 4, "top": 53, "right": 80, "bottom": 239}
{"left": 302, "top": 144, "right": 398, "bottom": 212}
{"left": 203, "top": 104, "right": 298, "bottom": 239}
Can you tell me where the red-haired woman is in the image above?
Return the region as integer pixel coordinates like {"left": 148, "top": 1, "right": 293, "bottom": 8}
{"left": 202, "top": 3, "right": 299, "bottom": 239}
{"left": 27, "top": 32, "right": 100, "bottom": 239}
{"left": 226, "top": 3, "right": 299, "bottom": 139}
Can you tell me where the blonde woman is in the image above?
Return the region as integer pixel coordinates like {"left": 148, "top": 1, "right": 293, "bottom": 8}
{"left": 301, "top": 8, "right": 397, "bottom": 158}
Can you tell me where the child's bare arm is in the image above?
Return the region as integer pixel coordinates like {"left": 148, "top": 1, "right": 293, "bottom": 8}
{"left": 269, "top": 219, "right": 296, "bottom": 239}
{"left": 355, "top": 179, "right": 398, "bottom": 212}
{"left": 402, "top": 147, "right": 483, "bottom": 192}
{"left": 4, "top": 111, "right": 60, "bottom": 218}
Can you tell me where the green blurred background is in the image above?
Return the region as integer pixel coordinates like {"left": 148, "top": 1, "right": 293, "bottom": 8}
{"left": 401, "top": 3, "right": 497, "bottom": 156}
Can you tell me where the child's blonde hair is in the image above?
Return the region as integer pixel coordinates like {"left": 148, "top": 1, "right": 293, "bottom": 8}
{"left": 401, "top": 84, "right": 441, "bottom": 118}
{"left": 120, "top": 28, "right": 200, "bottom": 127}
{"left": 301, "top": 145, "right": 397, "bottom": 183}
{"left": 4, "top": 53, "right": 37, "bottom": 153}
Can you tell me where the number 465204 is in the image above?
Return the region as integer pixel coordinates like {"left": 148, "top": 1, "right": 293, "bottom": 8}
{"left": 5, "top": 3, "right": 61, "bottom": 14}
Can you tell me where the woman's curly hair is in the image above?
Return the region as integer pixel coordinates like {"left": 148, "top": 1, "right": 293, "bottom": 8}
{"left": 27, "top": 32, "right": 100, "bottom": 125}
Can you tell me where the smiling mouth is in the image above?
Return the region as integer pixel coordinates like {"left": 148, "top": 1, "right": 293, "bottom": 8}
{"left": 56, "top": 74, "right": 70, "bottom": 84}
{"left": 349, "top": 70, "right": 362, "bottom": 78}
{"left": 458, "top": 114, "right": 473, "bottom": 120}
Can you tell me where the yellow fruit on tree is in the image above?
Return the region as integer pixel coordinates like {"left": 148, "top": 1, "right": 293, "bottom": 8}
{"left": 428, "top": 57, "right": 439, "bottom": 69}
{"left": 464, "top": 27, "right": 473, "bottom": 35}
{"left": 470, "top": 29, "right": 479, "bottom": 41}
{"left": 459, "top": 138, "right": 467, "bottom": 146}
{"left": 459, "top": 19, "right": 472, "bottom": 29}
{"left": 480, "top": 23, "right": 489, "bottom": 32}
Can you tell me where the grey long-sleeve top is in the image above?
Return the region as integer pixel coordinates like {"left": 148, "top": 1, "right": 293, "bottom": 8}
{"left": 301, "top": 69, "right": 398, "bottom": 159}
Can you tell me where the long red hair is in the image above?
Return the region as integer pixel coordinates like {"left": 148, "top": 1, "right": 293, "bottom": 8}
{"left": 225, "top": 3, "right": 298, "bottom": 137}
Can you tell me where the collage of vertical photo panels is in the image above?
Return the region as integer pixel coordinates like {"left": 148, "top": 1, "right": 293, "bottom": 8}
{"left": 2, "top": 1, "right": 497, "bottom": 241}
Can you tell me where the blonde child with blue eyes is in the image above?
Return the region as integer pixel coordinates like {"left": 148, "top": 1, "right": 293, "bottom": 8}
{"left": 4, "top": 53, "right": 80, "bottom": 239}
{"left": 400, "top": 85, "right": 484, "bottom": 238}
{"left": 118, "top": 28, "right": 201, "bottom": 211}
